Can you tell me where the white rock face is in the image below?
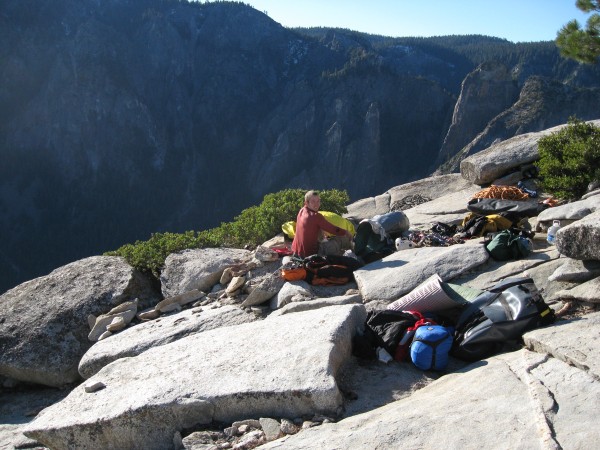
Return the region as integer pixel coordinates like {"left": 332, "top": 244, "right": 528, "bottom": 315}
{"left": 459, "top": 125, "right": 556, "bottom": 185}
{"left": 7, "top": 117, "right": 600, "bottom": 449}
{"left": 0, "top": 256, "right": 159, "bottom": 387}
{"left": 263, "top": 314, "right": 600, "bottom": 450}
{"left": 78, "top": 305, "right": 257, "bottom": 378}
{"left": 403, "top": 185, "right": 481, "bottom": 228}
{"left": 354, "top": 244, "right": 489, "bottom": 304}
{"left": 24, "top": 305, "right": 367, "bottom": 450}
{"left": 461, "top": 120, "right": 600, "bottom": 186}
{"left": 269, "top": 293, "right": 362, "bottom": 317}
{"left": 345, "top": 173, "right": 474, "bottom": 222}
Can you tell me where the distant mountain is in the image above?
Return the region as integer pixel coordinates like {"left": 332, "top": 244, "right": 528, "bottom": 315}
{"left": 1, "top": 0, "right": 599, "bottom": 293}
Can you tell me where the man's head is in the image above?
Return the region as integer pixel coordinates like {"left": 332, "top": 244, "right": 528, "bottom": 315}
{"left": 304, "top": 190, "right": 321, "bottom": 211}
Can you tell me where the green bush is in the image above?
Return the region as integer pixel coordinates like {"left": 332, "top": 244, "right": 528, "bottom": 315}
{"left": 106, "top": 188, "right": 349, "bottom": 276}
{"left": 536, "top": 118, "right": 600, "bottom": 200}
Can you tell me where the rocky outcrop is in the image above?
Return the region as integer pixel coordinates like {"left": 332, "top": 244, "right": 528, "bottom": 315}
{"left": 548, "top": 258, "right": 600, "bottom": 283}
{"left": 438, "top": 61, "right": 519, "bottom": 164}
{"left": 537, "top": 195, "right": 600, "bottom": 226}
{"left": 0, "top": 256, "right": 160, "bottom": 387}
{"left": 459, "top": 126, "right": 556, "bottom": 185}
{"left": 262, "top": 315, "right": 600, "bottom": 449}
{"left": 160, "top": 248, "right": 253, "bottom": 298}
{"left": 269, "top": 293, "right": 363, "bottom": 317}
{"left": 4, "top": 0, "right": 600, "bottom": 298}
{"left": 554, "top": 277, "right": 600, "bottom": 304}
{"left": 400, "top": 184, "right": 481, "bottom": 228}
{"left": 345, "top": 173, "right": 474, "bottom": 222}
{"left": 555, "top": 210, "right": 600, "bottom": 261}
{"left": 354, "top": 244, "right": 489, "bottom": 306}
{"left": 78, "top": 304, "right": 257, "bottom": 379}
{"left": 459, "top": 119, "right": 600, "bottom": 186}
{"left": 23, "top": 305, "right": 367, "bottom": 450}
{"left": 442, "top": 78, "right": 600, "bottom": 172}
{"left": 3, "top": 120, "right": 600, "bottom": 449}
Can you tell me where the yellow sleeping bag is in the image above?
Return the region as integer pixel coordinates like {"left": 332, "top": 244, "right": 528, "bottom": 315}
{"left": 281, "top": 211, "right": 355, "bottom": 239}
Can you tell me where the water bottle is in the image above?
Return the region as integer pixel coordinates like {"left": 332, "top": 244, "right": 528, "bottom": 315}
{"left": 547, "top": 220, "right": 561, "bottom": 244}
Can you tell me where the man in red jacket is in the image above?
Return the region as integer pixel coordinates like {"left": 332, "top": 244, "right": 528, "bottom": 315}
{"left": 292, "top": 190, "right": 352, "bottom": 258}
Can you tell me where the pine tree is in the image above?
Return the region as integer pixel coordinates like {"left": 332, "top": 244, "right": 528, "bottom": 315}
{"left": 556, "top": 0, "right": 600, "bottom": 64}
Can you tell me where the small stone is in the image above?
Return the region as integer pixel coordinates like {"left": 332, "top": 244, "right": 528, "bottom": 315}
{"left": 106, "top": 316, "right": 126, "bottom": 332}
{"left": 106, "top": 299, "right": 138, "bottom": 315}
{"left": 84, "top": 381, "right": 106, "bottom": 393}
{"left": 232, "top": 430, "right": 264, "bottom": 449}
{"left": 88, "top": 306, "right": 137, "bottom": 341}
{"left": 154, "top": 290, "right": 205, "bottom": 312}
{"left": 254, "top": 245, "right": 279, "bottom": 262}
{"left": 312, "top": 414, "right": 334, "bottom": 423}
{"left": 259, "top": 417, "right": 282, "bottom": 441}
{"left": 137, "top": 309, "right": 160, "bottom": 320}
{"left": 237, "top": 424, "right": 249, "bottom": 434}
{"left": 251, "top": 306, "right": 269, "bottom": 317}
{"left": 182, "top": 431, "right": 215, "bottom": 447}
{"left": 232, "top": 419, "right": 261, "bottom": 429}
{"left": 223, "top": 426, "right": 237, "bottom": 438}
{"left": 158, "top": 303, "right": 182, "bottom": 314}
{"left": 87, "top": 314, "right": 97, "bottom": 330}
{"left": 302, "top": 420, "right": 317, "bottom": 429}
{"left": 97, "top": 330, "right": 112, "bottom": 341}
{"left": 226, "top": 276, "right": 246, "bottom": 294}
{"left": 220, "top": 267, "right": 234, "bottom": 285}
{"left": 280, "top": 418, "right": 299, "bottom": 435}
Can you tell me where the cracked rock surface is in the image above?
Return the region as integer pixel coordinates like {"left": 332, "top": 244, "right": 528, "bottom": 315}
{"left": 263, "top": 312, "right": 600, "bottom": 449}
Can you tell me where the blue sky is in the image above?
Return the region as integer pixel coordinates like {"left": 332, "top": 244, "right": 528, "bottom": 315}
{"left": 237, "top": 0, "right": 591, "bottom": 43}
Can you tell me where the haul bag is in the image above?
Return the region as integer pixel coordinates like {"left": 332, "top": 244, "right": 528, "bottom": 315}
{"left": 467, "top": 198, "right": 541, "bottom": 218}
{"left": 452, "top": 277, "right": 555, "bottom": 361}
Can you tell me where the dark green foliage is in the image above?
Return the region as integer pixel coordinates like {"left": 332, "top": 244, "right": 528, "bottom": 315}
{"left": 556, "top": 0, "right": 600, "bottom": 64}
{"left": 536, "top": 118, "right": 600, "bottom": 200}
{"left": 106, "top": 188, "right": 349, "bottom": 275}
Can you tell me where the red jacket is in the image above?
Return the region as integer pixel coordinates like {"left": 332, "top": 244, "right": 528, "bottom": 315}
{"left": 292, "top": 206, "right": 347, "bottom": 258}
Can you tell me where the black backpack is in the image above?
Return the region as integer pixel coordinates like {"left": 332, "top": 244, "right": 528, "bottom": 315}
{"left": 353, "top": 310, "right": 420, "bottom": 360}
{"left": 452, "top": 277, "right": 555, "bottom": 361}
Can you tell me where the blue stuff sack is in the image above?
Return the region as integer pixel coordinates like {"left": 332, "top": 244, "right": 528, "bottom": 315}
{"left": 410, "top": 325, "right": 453, "bottom": 371}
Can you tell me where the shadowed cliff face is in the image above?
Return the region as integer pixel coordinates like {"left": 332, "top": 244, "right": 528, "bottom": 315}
{"left": 1, "top": 0, "right": 600, "bottom": 294}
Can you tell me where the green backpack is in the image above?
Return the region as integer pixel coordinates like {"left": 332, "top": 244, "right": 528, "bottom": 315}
{"left": 485, "top": 230, "right": 532, "bottom": 261}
